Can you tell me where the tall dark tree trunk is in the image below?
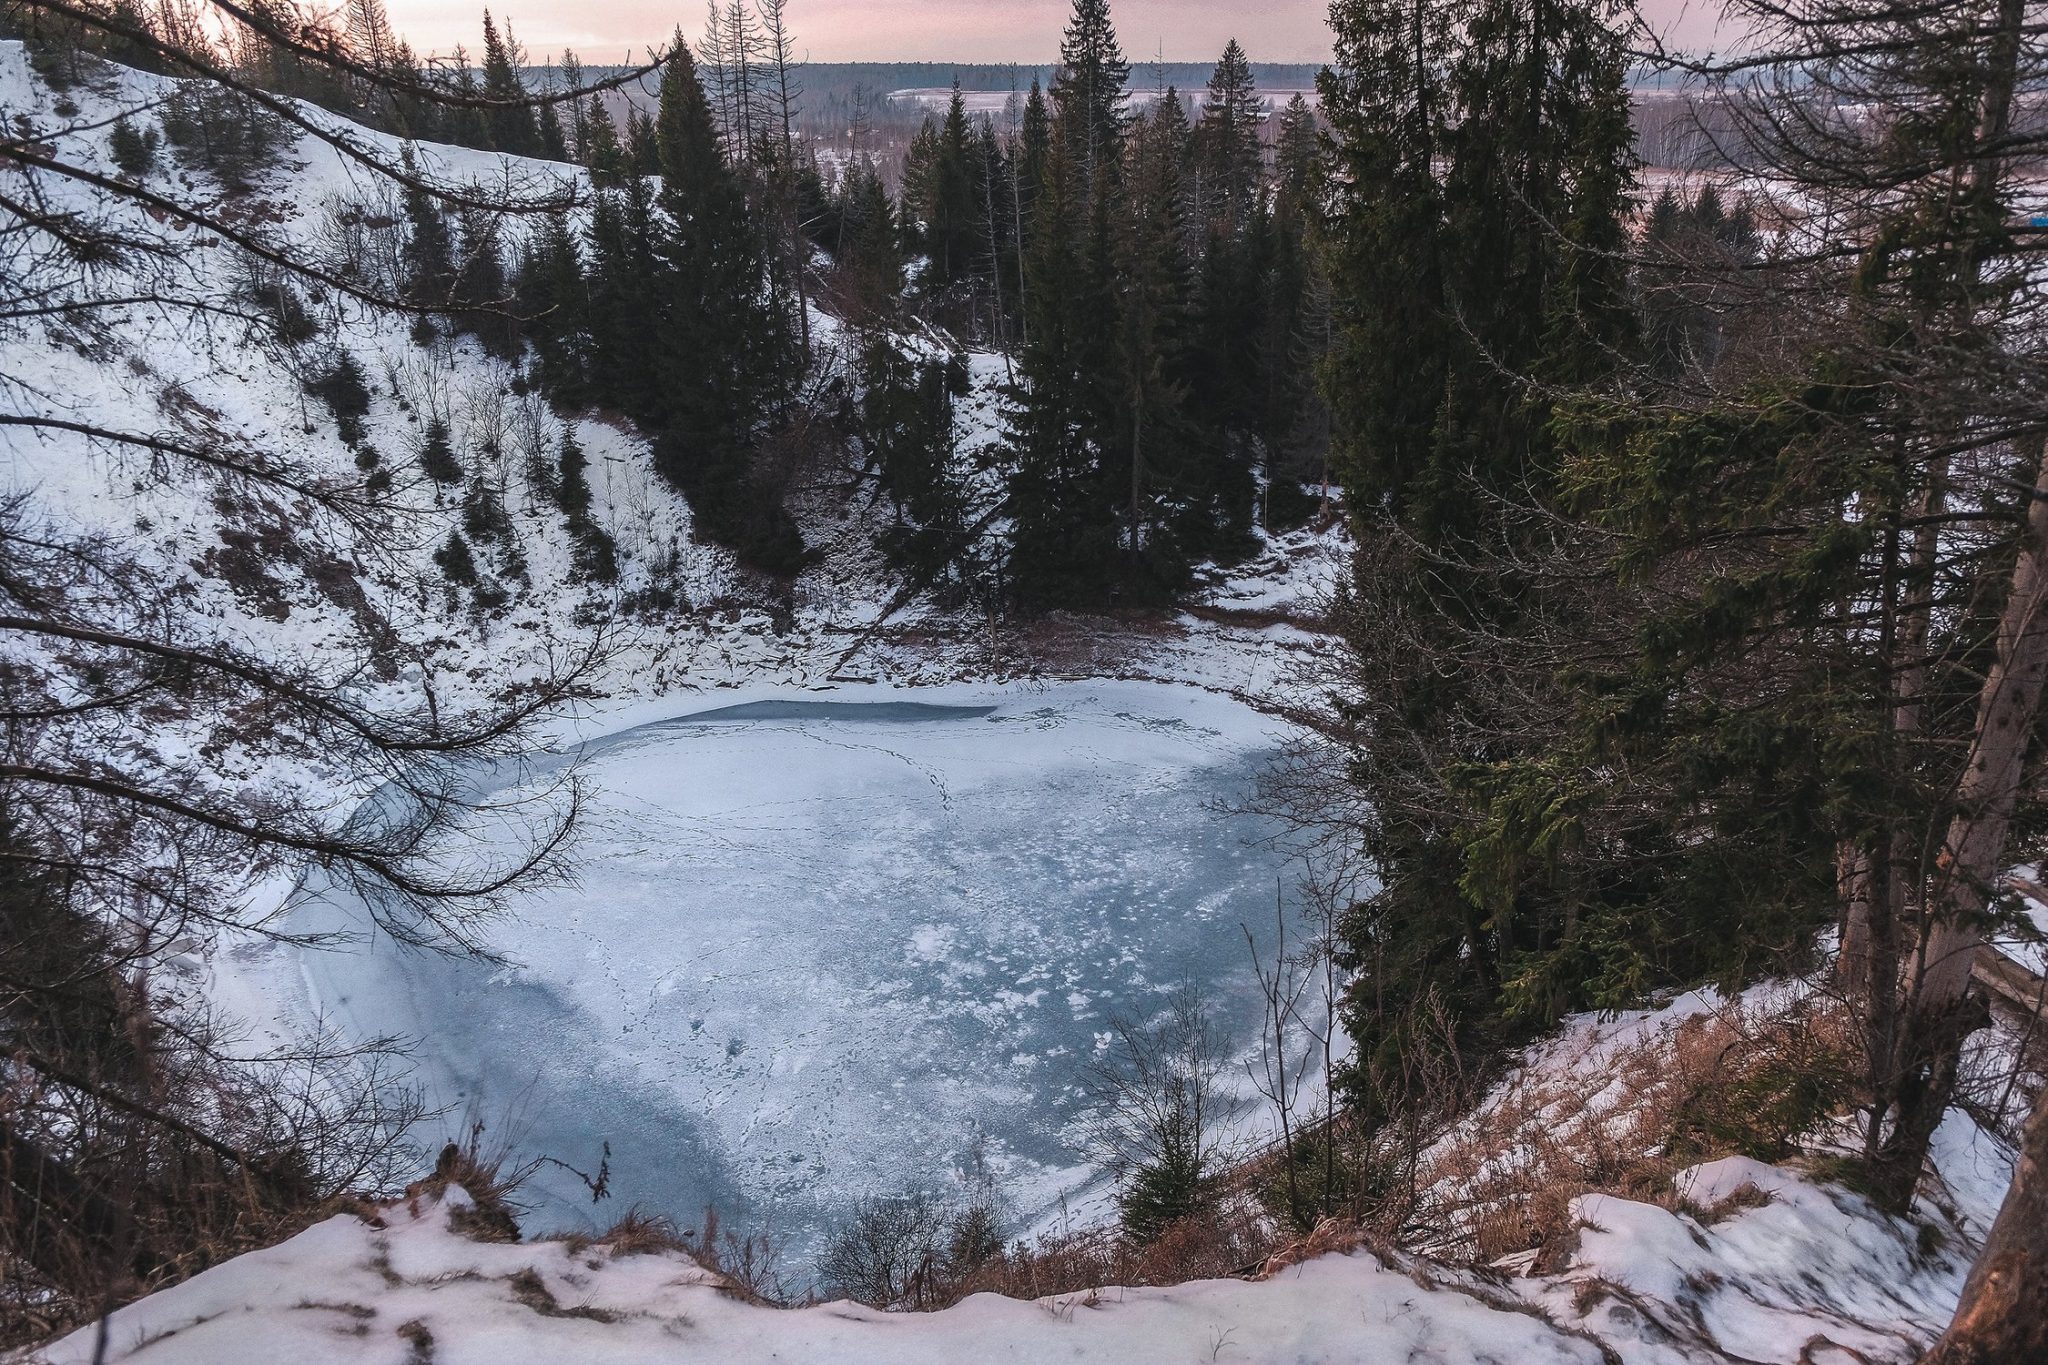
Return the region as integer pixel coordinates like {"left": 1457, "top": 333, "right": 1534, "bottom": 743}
{"left": 1923, "top": 1081, "right": 2048, "bottom": 1364}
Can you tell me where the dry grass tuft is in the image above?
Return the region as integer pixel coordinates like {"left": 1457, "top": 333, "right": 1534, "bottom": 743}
{"left": 405, "top": 1132, "right": 521, "bottom": 1244}
{"left": 942, "top": 1193, "right": 1279, "bottom": 1307}
{"left": 1394, "top": 991, "right": 1859, "bottom": 1266}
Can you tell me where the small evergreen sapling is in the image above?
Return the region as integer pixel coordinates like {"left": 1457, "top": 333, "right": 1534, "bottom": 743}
{"left": 305, "top": 351, "right": 373, "bottom": 446}
{"left": 434, "top": 529, "right": 479, "bottom": 586}
{"left": 418, "top": 418, "right": 463, "bottom": 484}
{"left": 108, "top": 116, "right": 158, "bottom": 177}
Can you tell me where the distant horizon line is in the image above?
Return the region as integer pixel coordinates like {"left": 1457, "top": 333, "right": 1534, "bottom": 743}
{"left": 515, "top": 57, "right": 1332, "bottom": 69}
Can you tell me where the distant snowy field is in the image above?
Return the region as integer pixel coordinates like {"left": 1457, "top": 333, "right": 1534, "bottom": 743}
{"left": 287, "top": 681, "right": 1299, "bottom": 1259}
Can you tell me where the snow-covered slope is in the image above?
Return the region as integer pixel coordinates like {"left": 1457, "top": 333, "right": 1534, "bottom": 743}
{"left": 22, "top": 1184, "right": 1610, "bottom": 1365}
{"left": 18, "top": 1041, "right": 2014, "bottom": 1365}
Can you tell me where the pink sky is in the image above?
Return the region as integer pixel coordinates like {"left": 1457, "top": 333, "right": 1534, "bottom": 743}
{"left": 381, "top": 0, "right": 1731, "bottom": 67}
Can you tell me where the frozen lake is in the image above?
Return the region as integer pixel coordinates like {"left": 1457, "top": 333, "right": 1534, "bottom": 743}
{"left": 291, "top": 682, "right": 1297, "bottom": 1263}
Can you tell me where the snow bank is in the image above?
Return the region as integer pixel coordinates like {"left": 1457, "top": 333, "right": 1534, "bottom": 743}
{"left": 28, "top": 1112, "right": 2011, "bottom": 1365}
{"left": 27, "top": 1186, "right": 1608, "bottom": 1365}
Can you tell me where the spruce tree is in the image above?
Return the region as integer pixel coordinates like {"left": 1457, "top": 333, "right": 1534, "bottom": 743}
{"left": 305, "top": 350, "right": 373, "bottom": 446}
{"left": 561, "top": 50, "right": 589, "bottom": 157}
{"left": 582, "top": 174, "right": 662, "bottom": 419}
{"left": 860, "top": 340, "right": 968, "bottom": 584}
{"left": 1050, "top": 0, "right": 1130, "bottom": 186}
{"left": 555, "top": 429, "right": 594, "bottom": 520}
{"left": 582, "top": 94, "right": 627, "bottom": 184}
{"left": 400, "top": 146, "right": 456, "bottom": 307}
{"left": 1005, "top": 132, "right": 1120, "bottom": 612}
{"left": 418, "top": 417, "right": 463, "bottom": 484}
{"left": 519, "top": 211, "right": 589, "bottom": 403}
{"left": 925, "top": 82, "right": 981, "bottom": 286}
{"left": 1533, "top": 0, "right": 2044, "bottom": 1215}
{"left": 1317, "top": 0, "right": 1641, "bottom": 1098}
{"left": 536, "top": 96, "right": 570, "bottom": 162}
{"left": 650, "top": 37, "right": 802, "bottom": 571}
{"left": 1001, "top": 0, "right": 1143, "bottom": 612}
{"left": 479, "top": 12, "right": 541, "bottom": 156}
{"left": 627, "top": 107, "right": 662, "bottom": 178}
{"left": 835, "top": 153, "right": 902, "bottom": 323}
{"left": 1257, "top": 93, "right": 1328, "bottom": 527}
{"left": 108, "top": 115, "right": 156, "bottom": 177}
{"left": 445, "top": 47, "right": 492, "bottom": 150}
{"left": 1114, "top": 86, "right": 1210, "bottom": 596}
{"left": 434, "top": 528, "right": 479, "bottom": 585}
{"left": 451, "top": 204, "right": 518, "bottom": 358}
{"left": 1194, "top": 39, "right": 1261, "bottom": 238}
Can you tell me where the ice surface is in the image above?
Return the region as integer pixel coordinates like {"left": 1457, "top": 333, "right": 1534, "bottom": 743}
{"left": 291, "top": 681, "right": 1298, "bottom": 1261}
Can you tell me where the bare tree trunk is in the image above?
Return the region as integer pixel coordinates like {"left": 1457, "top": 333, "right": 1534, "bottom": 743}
{"left": 1877, "top": 438, "right": 2048, "bottom": 1204}
{"left": 1922, "top": 1080, "right": 2048, "bottom": 1364}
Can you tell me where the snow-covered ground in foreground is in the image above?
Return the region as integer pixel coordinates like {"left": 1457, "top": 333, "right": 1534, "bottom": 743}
{"left": 22, "top": 1052, "right": 2014, "bottom": 1365}
{"left": 27, "top": 1184, "right": 1609, "bottom": 1365}
{"left": 270, "top": 681, "right": 1302, "bottom": 1262}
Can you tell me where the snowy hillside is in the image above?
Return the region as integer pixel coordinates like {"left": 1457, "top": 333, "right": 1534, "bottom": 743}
{"left": 0, "top": 34, "right": 1341, "bottom": 805}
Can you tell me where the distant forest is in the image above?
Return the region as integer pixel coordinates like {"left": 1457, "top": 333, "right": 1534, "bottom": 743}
{"left": 546, "top": 62, "right": 1325, "bottom": 150}
{"left": 539, "top": 59, "right": 1746, "bottom": 178}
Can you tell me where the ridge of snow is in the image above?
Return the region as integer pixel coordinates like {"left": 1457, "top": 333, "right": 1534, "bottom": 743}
{"left": 22, "top": 1119, "right": 2011, "bottom": 1365}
